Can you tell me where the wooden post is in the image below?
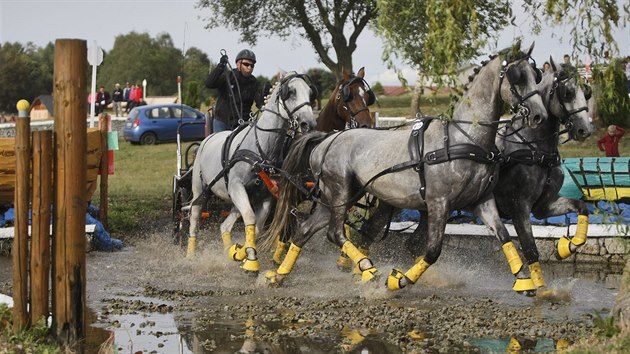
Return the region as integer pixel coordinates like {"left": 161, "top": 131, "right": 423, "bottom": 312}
{"left": 13, "top": 100, "right": 31, "bottom": 333}
{"left": 98, "top": 114, "right": 109, "bottom": 230}
{"left": 30, "top": 130, "right": 53, "bottom": 325}
{"left": 52, "top": 39, "right": 87, "bottom": 349}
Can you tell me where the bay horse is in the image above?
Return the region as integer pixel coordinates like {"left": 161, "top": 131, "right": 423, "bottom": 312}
{"left": 263, "top": 42, "right": 548, "bottom": 294}
{"left": 185, "top": 72, "right": 318, "bottom": 273}
{"left": 355, "top": 57, "right": 594, "bottom": 293}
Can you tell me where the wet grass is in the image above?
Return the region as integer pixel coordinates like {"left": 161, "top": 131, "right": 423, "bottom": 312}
{"left": 0, "top": 304, "right": 61, "bottom": 353}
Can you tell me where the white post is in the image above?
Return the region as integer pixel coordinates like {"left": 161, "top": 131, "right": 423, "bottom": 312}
{"left": 89, "top": 41, "right": 97, "bottom": 128}
{"left": 142, "top": 79, "right": 147, "bottom": 102}
{"left": 177, "top": 76, "right": 182, "bottom": 104}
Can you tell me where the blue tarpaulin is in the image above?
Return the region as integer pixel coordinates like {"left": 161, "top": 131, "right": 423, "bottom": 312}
{"left": 1, "top": 206, "right": 123, "bottom": 251}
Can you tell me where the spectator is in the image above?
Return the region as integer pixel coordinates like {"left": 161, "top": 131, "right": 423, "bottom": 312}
{"left": 543, "top": 61, "right": 551, "bottom": 72}
{"left": 123, "top": 82, "right": 132, "bottom": 113}
{"left": 112, "top": 83, "right": 124, "bottom": 117}
{"left": 95, "top": 86, "right": 111, "bottom": 115}
{"left": 597, "top": 125, "right": 625, "bottom": 157}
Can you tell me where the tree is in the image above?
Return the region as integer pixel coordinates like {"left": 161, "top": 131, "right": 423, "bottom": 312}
{"left": 98, "top": 32, "right": 182, "bottom": 96}
{"left": 0, "top": 42, "right": 54, "bottom": 113}
{"left": 184, "top": 80, "right": 200, "bottom": 108}
{"left": 183, "top": 47, "right": 213, "bottom": 106}
{"left": 195, "top": 0, "right": 377, "bottom": 78}
{"left": 375, "top": 0, "right": 629, "bottom": 115}
{"left": 593, "top": 59, "right": 630, "bottom": 127}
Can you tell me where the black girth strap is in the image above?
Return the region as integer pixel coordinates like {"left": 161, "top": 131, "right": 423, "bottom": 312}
{"left": 502, "top": 149, "right": 561, "bottom": 169}
{"left": 408, "top": 118, "right": 435, "bottom": 200}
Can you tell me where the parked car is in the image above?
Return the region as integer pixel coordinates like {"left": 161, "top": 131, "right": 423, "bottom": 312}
{"left": 123, "top": 104, "right": 207, "bottom": 145}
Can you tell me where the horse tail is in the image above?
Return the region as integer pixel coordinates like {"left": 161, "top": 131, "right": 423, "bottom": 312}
{"left": 260, "top": 131, "right": 330, "bottom": 253}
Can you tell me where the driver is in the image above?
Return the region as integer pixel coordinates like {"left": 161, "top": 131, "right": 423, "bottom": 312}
{"left": 205, "top": 49, "right": 265, "bottom": 133}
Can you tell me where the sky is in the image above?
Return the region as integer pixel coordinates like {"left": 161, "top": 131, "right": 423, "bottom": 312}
{"left": 1, "top": 0, "right": 629, "bottom": 86}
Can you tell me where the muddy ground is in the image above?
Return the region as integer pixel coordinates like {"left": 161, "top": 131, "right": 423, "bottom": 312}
{"left": 73, "top": 216, "right": 622, "bottom": 354}
{"left": 0, "top": 219, "right": 622, "bottom": 353}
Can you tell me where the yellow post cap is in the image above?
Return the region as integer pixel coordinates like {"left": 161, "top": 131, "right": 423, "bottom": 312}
{"left": 16, "top": 99, "right": 30, "bottom": 112}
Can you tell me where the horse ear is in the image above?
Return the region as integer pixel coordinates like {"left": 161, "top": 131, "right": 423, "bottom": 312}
{"left": 357, "top": 67, "right": 365, "bottom": 79}
{"left": 549, "top": 56, "right": 557, "bottom": 72}
{"left": 525, "top": 41, "right": 535, "bottom": 57}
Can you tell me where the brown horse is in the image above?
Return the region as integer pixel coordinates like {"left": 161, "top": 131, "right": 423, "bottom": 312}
{"left": 316, "top": 67, "right": 376, "bottom": 131}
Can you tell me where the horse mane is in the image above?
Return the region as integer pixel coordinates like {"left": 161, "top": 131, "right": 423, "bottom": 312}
{"left": 464, "top": 42, "right": 528, "bottom": 92}
{"left": 316, "top": 80, "right": 345, "bottom": 131}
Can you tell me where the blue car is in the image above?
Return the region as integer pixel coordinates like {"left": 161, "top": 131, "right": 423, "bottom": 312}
{"left": 122, "top": 104, "right": 207, "bottom": 145}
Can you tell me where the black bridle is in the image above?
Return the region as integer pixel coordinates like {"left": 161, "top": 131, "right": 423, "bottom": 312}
{"left": 336, "top": 76, "right": 373, "bottom": 128}
{"left": 549, "top": 72, "right": 589, "bottom": 140}
{"left": 499, "top": 58, "right": 542, "bottom": 126}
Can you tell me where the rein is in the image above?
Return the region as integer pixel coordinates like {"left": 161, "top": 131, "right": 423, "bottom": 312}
{"left": 199, "top": 75, "right": 314, "bottom": 195}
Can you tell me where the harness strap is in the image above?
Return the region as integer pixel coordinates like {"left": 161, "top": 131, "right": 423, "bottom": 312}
{"left": 502, "top": 149, "right": 560, "bottom": 169}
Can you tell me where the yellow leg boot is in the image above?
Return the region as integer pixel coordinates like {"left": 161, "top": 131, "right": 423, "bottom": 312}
{"left": 387, "top": 258, "right": 431, "bottom": 291}
{"left": 502, "top": 242, "right": 535, "bottom": 293}
{"left": 266, "top": 243, "right": 302, "bottom": 285}
{"left": 186, "top": 236, "right": 197, "bottom": 258}
{"left": 528, "top": 262, "right": 545, "bottom": 288}
{"left": 221, "top": 231, "right": 232, "bottom": 251}
{"left": 272, "top": 239, "right": 287, "bottom": 266}
{"left": 353, "top": 248, "right": 369, "bottom": 276}
{"left": 557, "top": 215, "right": 588, "bottom": 260}
{"left": 342, "top": 241, "right": 377, "bottom": 282}
{"left": 241, "top": 225, "right": 259, "bottom": 272}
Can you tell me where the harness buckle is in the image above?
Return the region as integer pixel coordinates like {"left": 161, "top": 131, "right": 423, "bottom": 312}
{"left": 290, "top": 207, "right": 298, "bottom": 217}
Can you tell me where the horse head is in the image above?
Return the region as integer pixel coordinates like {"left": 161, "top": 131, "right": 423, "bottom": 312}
{"left": 543, "top": 57, "right": 593, "bottom": 141}
{"left": 498, "top": 42, "right": 548, "bottom": 129}
{"left": 333, "top": 67, "right": 375, "bottom": 129}
{"left": 274, "top": 72, "right": 318, "bottom": 134}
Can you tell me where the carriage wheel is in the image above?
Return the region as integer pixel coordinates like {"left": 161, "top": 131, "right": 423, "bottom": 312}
{"left": 172, "top": 187, "right": 190, "bottom": 248}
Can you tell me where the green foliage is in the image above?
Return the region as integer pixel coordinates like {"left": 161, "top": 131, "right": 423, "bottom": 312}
{"left": 376, "top": 0, "right": 510, "bottom": 83}
{"left": 306, "top": 68, "right": 336, "bottom": 98}
{"left": 97, "top": 32, "right": 182, "bottom": 96}
{"left": 593, "top": 59, "right": 630, "bottom": 128}
{"left": 593, "top": 312, "right": 621, "bottom": 338}
{"left": 372, "top": 81, "right": 384, "bottom": 95}
{"left": 0, "top": 42, "right": 54, "bottom": 113}
{"left": 183, "top": 47, "right": 214, "bottom": 104}
{"left": 184, "top": 81, "right": 200, "bottom": 108}
{"left": 0, "top": 304, "right": 61, "bottom": 353}
{"left": 195, "top": 0, "right": 378, "bottom": 77}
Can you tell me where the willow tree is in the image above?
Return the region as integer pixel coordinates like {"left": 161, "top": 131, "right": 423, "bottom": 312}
{"left": 196, "top": 0, "right": 377, "bottom": 78}
{"left": 376, "top": 0, "right": 510, "bottom": 114}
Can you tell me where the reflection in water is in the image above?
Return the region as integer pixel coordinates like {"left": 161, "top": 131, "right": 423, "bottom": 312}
{"left": 470, "top": 336, "right": 568, "bottom": 353}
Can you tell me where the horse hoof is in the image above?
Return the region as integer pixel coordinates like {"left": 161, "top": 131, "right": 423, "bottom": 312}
{"left": 555, "top": 237, "right": 572, "bottom": 260}
{"left": 387, "top": 269, "right": 409, "bottom": 291}
{"left": 241, "top": 259, "right": 260, "bottom": 273}
{"left": 361, "top": 267, "right": 378, "bottom": 283}
{"left": 229, "top": 244, "right": 246, "bottom": 261}
{"left": 336, "top": 254, "right": 353, "bottom": 272}
{"left": 513, "top": 278, "right": 536, "bottom": 295}
{"left": 264, "top": 270, "right": 284, "bottom": 287}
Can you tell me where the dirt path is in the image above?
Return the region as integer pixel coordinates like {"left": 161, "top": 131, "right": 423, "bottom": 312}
{"left": 82, "top": 223, "right": 621, "bottom": 353}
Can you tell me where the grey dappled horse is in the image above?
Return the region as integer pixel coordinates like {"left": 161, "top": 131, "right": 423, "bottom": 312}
{"left": 186, "top": 72, "right": 317, "bottom": 273}
{"left": 356, "top": 57, "right": 594, "bottom": 293}
{"left": 493, "top": 58, "right": 593, "bottom": 289}
{"left": 264, "top": 43, "right": 548, "bottom": 294}
{"left": 271, "top": 67, "right": 377, "bottom": 263}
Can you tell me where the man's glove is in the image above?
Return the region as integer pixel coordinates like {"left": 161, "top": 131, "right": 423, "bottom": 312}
{"left": 219, "top": 55, "right": 229, "bottom": 65}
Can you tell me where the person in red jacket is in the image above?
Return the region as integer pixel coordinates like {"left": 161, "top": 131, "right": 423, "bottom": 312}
{"left": 597, "top": 125, "right": 625, "bottom": 157}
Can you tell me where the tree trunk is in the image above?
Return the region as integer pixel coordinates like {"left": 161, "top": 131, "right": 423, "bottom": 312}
{"left": 410, "top": 71, "right": 423, "bottom": 116}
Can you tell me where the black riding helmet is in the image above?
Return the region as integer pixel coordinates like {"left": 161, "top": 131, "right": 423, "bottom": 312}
{"left": 236, "top": 49, "right": 256, "bottom": 64}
